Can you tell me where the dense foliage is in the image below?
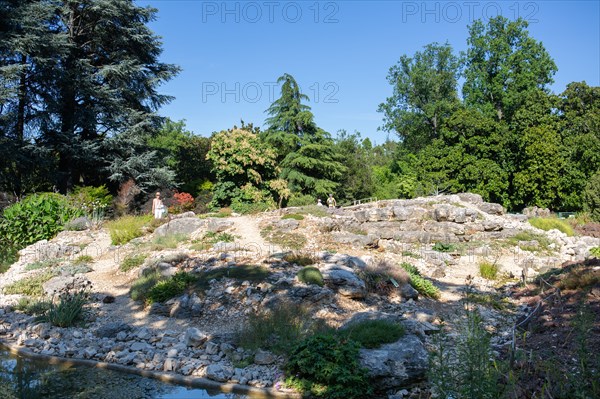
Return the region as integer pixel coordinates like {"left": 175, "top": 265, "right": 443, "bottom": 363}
{"left": 1, "top": 7, "right": 598, "bottom": 219}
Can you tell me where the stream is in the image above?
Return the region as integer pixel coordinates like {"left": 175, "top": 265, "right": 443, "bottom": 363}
{"left": 0, "top": 349, "right": 248, "bottom": 399}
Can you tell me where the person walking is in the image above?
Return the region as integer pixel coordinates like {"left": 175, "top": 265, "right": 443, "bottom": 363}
{"left": 326, "top": 194, "right": 337, "bottom": 208}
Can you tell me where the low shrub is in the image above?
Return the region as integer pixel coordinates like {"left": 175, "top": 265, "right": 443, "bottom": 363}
{"left": 559, "top": 267, "right": 600, "bottom": 291}
{"left": 261, "top": 227, "right": 307, "bottom": 250}
{"left": 24, "top": 259, "right": 61, "bottom": 271}
{"left": 529, "top": 217, "right": 575, "bottom": 236}
{"left": 146, "top": 272, "right": 197, "bottom": 303}
{"left": 284, "top": 333, "right": 373, "bottom": 399}
{"left": 2, "top": 270, "right": 55, "bottom": 296}
{"left": 130, "top": 270, "right": 161, "bottom": 302}
{"left": 339, "top": 319, "right": 405, "bottom": 349}
{"left": 120, "top": 253, "right": 146, "bottom": 272}
{"left": 37, "top": 284, "right": 91, "bottom": 327}
{"left": 297, "top": 266, "right": 324, "bottom": 286}
{"left": 0, "top": 193, "right": 82, "bottom": 249}
{"left": 358, "top": 260, "right": 410, "bottom": 295}
{"left": 15, "top": 297, "right": 51, "bottom": 315}
{"left": 432, "top": 242, "right": 456, "bottom": 252}
{"left": 400, "top": 263, "right": 440, "bottom": 299}
{"left": 106, "top": 215, "right": 152, "bottom": 245}
{"left": 73, "top": 255, "right": 94, "bottom": 265}
{"left": 287, "top": 194, "right": 315, "bottom": 207}
{"left": 297, "top": 205, "right": 329, "bottom": 218}
{"left": 58, "top": 263, "right": 93, "bottom": 276}
{"left": 507, "top": 231, "right": 553, "bottom": 252}
{"left": 236, "top": 302, "right": 328, "bottom": 354}
{"left": 282, "top": 213, "right": 304, "bottom": 220}
{"left": 150, "top": 233, "right": 189, "bottom": 250}
{"left": 479, "top": 261, "right": 499, "bottom": 280}
{"left": 590, "top": 246, "right": 600, "bottom": 258}
{"left": 0, "top": 245, "right": 18, "bottom": 274}
{"left": 283, "top": 252, "right": 316, "bottom": 266}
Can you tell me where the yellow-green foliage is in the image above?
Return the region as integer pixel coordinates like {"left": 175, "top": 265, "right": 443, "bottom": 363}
{"left": 400, "top": 263, "right": 440, "bottom": 299}
{"left": 119, "top": 253, "right": 147, "bottom": 272}
{"left": 528, "top": 217, "right": 574, "bottom": 236}
{"left": 3, "top": 270, "right": 55, "bottom": 296}
{"left": 479, "top": 261, "right": 499, "bottom": 280}
{"left": 297, "top": 266, "right": 324, "bottom": 286}
{"left": 106, "top": 215, "right": 152, "bottom": 245}
{"left": 590, "top": 247, "right": 600, "bottom": 258}
{"left": 150, "top": 233, "right": 189, "bottom": 250}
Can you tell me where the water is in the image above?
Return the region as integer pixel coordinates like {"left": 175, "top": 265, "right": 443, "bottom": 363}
{"left": 0, "top": 349, "right": 248, "bottom": 399}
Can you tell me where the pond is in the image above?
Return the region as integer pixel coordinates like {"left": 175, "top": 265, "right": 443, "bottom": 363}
{"left": 0, "top": 349, "right": 248, "bottom": 399}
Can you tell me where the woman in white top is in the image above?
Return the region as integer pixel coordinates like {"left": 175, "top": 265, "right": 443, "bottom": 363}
{"left": 152, "top": 192, "right": 166, "bottom": 219}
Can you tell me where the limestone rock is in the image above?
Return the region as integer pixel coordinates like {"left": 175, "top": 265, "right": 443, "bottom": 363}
{"left": 154, "top": 217, "right": 204, "bottom": 237}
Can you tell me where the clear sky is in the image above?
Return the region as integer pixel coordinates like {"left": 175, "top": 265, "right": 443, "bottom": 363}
{"left": 138, "top": 0, "right": 600, "bottom": 144}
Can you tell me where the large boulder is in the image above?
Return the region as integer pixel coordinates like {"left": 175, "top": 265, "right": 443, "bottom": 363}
{"left": 154, "top": 217, "right": 204, "bottom": 237}
{"left": 359, "top": 334, "right": 428, "bottom": 390}
{"left": 319, "top": 264, "right": 366, "bottom": 299}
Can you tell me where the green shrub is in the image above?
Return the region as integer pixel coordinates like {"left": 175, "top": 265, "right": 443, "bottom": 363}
{"left": 339, "top": 319, "right": 405, "bottom": 349}
{"left": 282, "top": 213, "right": 304, "bottom": 220}
{"left": 589, "top": 246, "right": 600, "bottom": 258}
{"left": 120, "top": 253, "right": 146, "bottom": 272}
{"left": 297, "top": 266, "right": 324, "bottom": 286}
{"left": 283, "top": 252, "right": 315, "bottom": 266}
{"left": 58, "top": 263, "right": 93, "bottom": 276}
{"left": 2, "top": 270, "right": 55, "bottom": 296}
{"left": 0, "top": 245, "right": 18, "bottom": 274}
{"left": 106, "top": 215, "right": 152, "bottom": 245}
{"left": 37, "top": 289, "right": 89, "bottom": 328}
{"left": 287, "top": 194, "right": 315, "bottom": 207}
{"left": 195, "top": 265, "right": 271, "bottom": 291}
{"left": 284, "top": 333, "right": 373, "bottom": 399}
{"left": 68, "top": 185, "right": 113, "bottom": 214}
{"left": 529, "top": 217, "right": 575, "bottom": 236}
{"left": 150, "top": 233, "right": 189, "bottom": 250}
{"left": 130, "top": 270, "right": 161, "bottom": 302}
{"left": 428, "top": 309, "right": 503, "bottom": 399}
{"left": 24, "top": 259, "right": 60, "bottom": 271}
{"left": 236, "top": 303, "right": 328, "bottom": 354}
{"left": 432, "top": 242, "right": 456, "bottom": 252}
{"left": 297, "top": 205, "right": 329, "bottom": 218}
{"left": 146, "top": 272, "right": 197, "bottom": 303}
{"left": 507, "top": 231, "right": 553, "bottom": 252}
{"left": 73, "top": 255, "right": 94, "bottom": 265}
{"left": 400, "top": 263, "right": 440, "bottom": 299}
{"left": 15, "top": 297, "right": 51, "bottom": 315}
{"left": 479, "top": 261, "right": 499, "bottom": 280}
{"left": 0, "top": 193, "right": 82, "bottom": 249}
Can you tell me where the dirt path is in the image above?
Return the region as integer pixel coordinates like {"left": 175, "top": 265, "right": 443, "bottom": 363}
{"left": 230, "top": 215, "right": 282, "bottom": 256}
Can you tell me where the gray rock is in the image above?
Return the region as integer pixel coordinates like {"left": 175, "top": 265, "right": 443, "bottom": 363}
{"left": 65, "top": 217, "right": 92, "bottom": 231}
{"left": 170, "top": 211, "right": 196, "bottom": 219}
{"left": 254, "top": 349, "right": 276, "bottom": 365}
{"left": 320, "top": 264, "right": 367, "bottom": 299}
{"left": 163, "top": 357, "right": 178, "bottom": 371}
{"left": 359, "top": 334, "right": 428, "bottom": 389}
{"left": 330, "top": 232, "right": 377, "bottom": 247}
{"left": 184, "top": 328, "right": 208, "bottom": 347}
{"left": 148, "top": 302, "right": 171, "bottom": 316}
{"left": 205, "top": 341, "right": 220, "bottom": 355}
{"left": 206, "top": 364, "right": 234, "bottom": 382}
{"left": 206, "top": 219, "right": 234, "bottom": 233}
{"left": 273, "top": 219, "right": 300, "bottom": 232}
{"left": 457, "top": 193, "right": 483, "bottom": 205}
{"left": 478, "top": 202, "right": 504, "bottom": 215}
{"left": 130, "top": 342, "right": 150, "bottom": 352}
{"left": 399, "top": 283, "right": 419, "bottom": 300}
{"left": 154, "top": 217, "right": 203, "bottom": 237}
{"left": 96, "top": 322, "right": 131, "bottom": 339}
{"left": 42, "top": 275, "right": 91, "bottom": 296}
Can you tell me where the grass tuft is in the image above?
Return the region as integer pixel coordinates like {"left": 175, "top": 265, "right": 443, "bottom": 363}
{"left": 3, "top": 270, "right": 56, "bottom": 296}
{"left": 120, "top": 253, "right": 147, "bottom": 272}
{"left": 106, "top": 215, "right": 152, "bottom": 245}
{"left": 479, "top": 261, "right": 499, "bottom": 280}
{"left": 529, "top": 217, "right": 575, "bottom": 236}
{"left": 339, "top": 319, "right": 405, "bottom": 348}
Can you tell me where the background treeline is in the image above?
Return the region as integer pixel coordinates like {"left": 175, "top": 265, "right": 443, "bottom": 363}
{"left": 1, "top": 2, "right": 598, "bottom": 217}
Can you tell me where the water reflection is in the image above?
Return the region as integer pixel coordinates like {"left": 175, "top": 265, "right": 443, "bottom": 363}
{"left": 0, "top": 349, "right": 247, "bottom": 399}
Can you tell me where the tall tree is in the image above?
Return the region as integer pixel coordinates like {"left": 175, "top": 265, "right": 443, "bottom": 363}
{"left": 378, "top": 42, "right": 460, "bottom": 151}
{"left": 0, "top": 0, "right": 180, "bottom": 194}
{"left": 462, "top": 16, "right": 557, "bottom": 123}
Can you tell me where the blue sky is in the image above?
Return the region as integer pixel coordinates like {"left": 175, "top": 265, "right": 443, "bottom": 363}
{"left": 139, "top": 1, "right": 600, "bottom": 144}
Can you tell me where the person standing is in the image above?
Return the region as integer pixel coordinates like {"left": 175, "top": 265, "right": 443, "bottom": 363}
{"left": 317, "top": 199, "right": 323, "bottom": 206}
{"left": 152, "top": 192, "right": 166, "bottom": 219}
{"left": 326, "top": 194, "right": 337, "bottom": 208}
